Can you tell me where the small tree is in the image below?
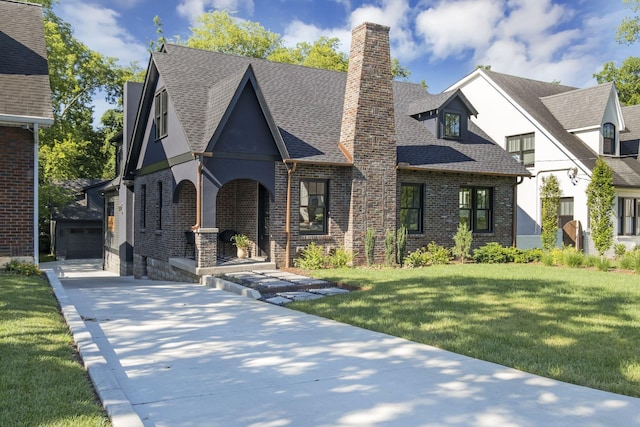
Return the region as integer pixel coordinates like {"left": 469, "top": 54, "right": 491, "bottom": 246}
{"left": 452, "top": 222, "right": 473, "bottom": 263}
{"left": 586, "top": 158, "right": 615, "bottom": 256}
{"left": 384, "top": 229, "right": 395, "bottom": 266}
{"left": 365, "top": 228, "right": 376, "bottom": 266}
{"left": 540, "top": 174, "right": 561, "bottom": 251}
{"left": 396, "top": 226, "right": 408, "bottom": 266}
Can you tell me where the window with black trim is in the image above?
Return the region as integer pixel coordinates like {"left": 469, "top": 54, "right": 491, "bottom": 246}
{"left": 154, "top": 89, "right": 168, "bottom": 140}
{"left": 400, "top": 183, "right": 423, "bottom": 233}
{"left": 140, "top": 184, "right": 146, "bottom": 228}
{"left": 444, "top": 112, "right": 461, "bottom": 138}
{"left": 603, "top": 122, "right": 615, "bottom": 155}
{"left": 459, "top": 187, "right": 493, "bottom": 232}
{"left": 156, "top": 181, "right": 163, "bottom": 230}
{"left": 300, "top": 179, "right": 327, "bottom": 234}
{"left": 507, "top": 133, "right": 535, "bottom": 167}
{"left": 618, "top": 197, "right": 639, "bottom": 236}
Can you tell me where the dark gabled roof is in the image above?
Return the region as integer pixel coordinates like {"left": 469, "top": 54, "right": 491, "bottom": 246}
{"left": 541, "top": 82, "right": 614, "bottom": 130}
{"left": 406, "top": 89, "right": 478, "bottom": 118}
{"left": 52, "top": 179, "right": 108, "bottom": 221}
{"left": 141, "top": 44, "right": 529, "bottom": 176}
{"left": 0, "top": 0, "right": 53, "bottom": 121}
{"left": 395, "top": 83, "right": 529, "bottom": 176}
{"left": 481, "top": 70, "right": 598, "bottom": 172}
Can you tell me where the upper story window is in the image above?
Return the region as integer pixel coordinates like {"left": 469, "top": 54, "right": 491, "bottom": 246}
{"left": 300, "top": 179, "right": 328, "bottom": 234}
{"left": 460, "top": 187, "right": 493, "bottom": 233}
{"left": 154, "top": 88, "right": 168, "bottom": 140}
{"left": 444, "top": 112, "right": 461, "bottom": 138}
{"left": 603, "top": 122, "right": 616, "bottom": 155}
{"left": 507, "top": 133, "right": 535, "bottom": 167}
{"left": 400, "top": 183, "right": 423, "bottom": 234}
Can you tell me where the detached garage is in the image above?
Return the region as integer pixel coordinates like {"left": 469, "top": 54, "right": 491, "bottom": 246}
{"left": 51, "top": 179, "right": 107, "bottom": 260}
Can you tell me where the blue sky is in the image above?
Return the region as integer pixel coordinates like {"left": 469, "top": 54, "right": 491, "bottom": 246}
{"left": 53, "top": 0, "right": 634, "bottom": 119}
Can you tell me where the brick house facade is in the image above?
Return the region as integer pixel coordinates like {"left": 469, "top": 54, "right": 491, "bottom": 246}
{"left": 110, "top": 22, "right": 529, "bottom": 281}
{"left": 0, "top": 1, "right": 53, "bottom": 265}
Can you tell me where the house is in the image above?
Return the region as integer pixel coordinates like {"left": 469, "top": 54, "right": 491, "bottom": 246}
{"left": 106, "top": 23, "right": 529, "bottom": 281}
{"left": 0, "top": 0, "right": 54, "bottom": 266}
{"left": 50, "top": 179, "right": 107, "bottom": 260}
{"left": 447, "top": 69, "right": 640, "bottom": 253}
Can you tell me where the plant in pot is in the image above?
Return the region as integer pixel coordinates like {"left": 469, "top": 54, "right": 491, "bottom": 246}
{"left": 231, "top": 234, "right": 251, "bottom": 259}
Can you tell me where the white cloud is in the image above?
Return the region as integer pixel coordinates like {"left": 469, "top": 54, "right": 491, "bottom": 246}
{"left": 55, "top": 2, "right": 148, "bottom": 67}
{"left": 282, "top": 20, "right": 351, "bottom": 52}
{"left": 176, "top": 0, "right": 255, "bottom": 23}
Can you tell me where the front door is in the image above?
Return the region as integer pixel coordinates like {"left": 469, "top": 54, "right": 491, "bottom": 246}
{"left": 558, "top": 197, "right": 574, "bottom": 246}
{"left": 258, "top": 185, "right": 270, "bottom": 259}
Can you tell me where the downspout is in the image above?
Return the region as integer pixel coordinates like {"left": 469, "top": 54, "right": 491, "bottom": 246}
{"left": 285, "top": 162, "right": 297, "bottom": 268}
{"left": 513, "top": 175, "right": 524, "bottom": 247}
{"left": 33, "top": 123, "right": 39, "bottom": 264}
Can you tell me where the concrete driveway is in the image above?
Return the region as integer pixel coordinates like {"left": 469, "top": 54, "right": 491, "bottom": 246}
{"left": 42, "top": 260, "right": 640, "bottom": 427}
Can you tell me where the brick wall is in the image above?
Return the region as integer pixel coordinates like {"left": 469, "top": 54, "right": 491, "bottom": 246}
{"left": 398, "top": 169, "right": 516, "bottom": 252}
{"left": 0, "top": 126, "right": 34, "bottom": 259}
{"left": 216, "top": 179, "right": 258, "bottom": 257}
{"left": 172, "top": 181, "right": 196, "bottom": 258}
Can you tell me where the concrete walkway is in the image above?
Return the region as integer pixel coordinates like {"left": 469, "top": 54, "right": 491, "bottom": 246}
{"left": 42, "top": 260, "right": 640, "bottom": 427}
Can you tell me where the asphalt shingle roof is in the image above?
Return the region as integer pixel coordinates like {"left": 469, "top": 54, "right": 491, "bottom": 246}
{"left": 150, "top": 44, "right": 529, "bottom": 175}
{"left": 541, "top": 83, "right": 614, "bottom": 131}
{"left": 0, "top": 0, "right": 53, "bottom": 120}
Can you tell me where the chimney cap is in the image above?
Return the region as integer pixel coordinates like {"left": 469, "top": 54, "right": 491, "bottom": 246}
{"left": 352, "top": 22, "right": 390, "bottom": 33}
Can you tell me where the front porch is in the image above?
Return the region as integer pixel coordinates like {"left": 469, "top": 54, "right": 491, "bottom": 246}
{"left": 169, "top": 255, "right": 276, "bottom": 277}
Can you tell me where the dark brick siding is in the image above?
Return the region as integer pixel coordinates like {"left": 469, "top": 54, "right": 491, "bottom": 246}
{"left": 0, "top": 126, "right": 34, "bottom": 258}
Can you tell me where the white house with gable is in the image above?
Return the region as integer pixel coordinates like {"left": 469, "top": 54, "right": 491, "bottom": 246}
{"left": 448, "top": 69, "right": 640, "bottom": 253}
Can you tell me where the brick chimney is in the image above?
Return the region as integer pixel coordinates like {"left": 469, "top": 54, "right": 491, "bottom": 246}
{"left": 340, "top": 22, "right": 397, "bottom": 265}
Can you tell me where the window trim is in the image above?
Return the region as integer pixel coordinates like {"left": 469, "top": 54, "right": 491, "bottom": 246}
{"left": 443, "top": 111, "right": 462, "bottom": 139}
{"left": 603, "top": 122, "right": 616, "bottom": 156}
{"left": 506, "top": 133, "right": 535, "bottom": 168}
{"left": 156, "top": 181, "right": 163, "bottom": 231}
{"left": 459, "top": 186, "right": 493, "bottom": 233}
{"left": 400, "top": 183, "right": 424, "bottom": 234}
{"left": 618, "top": 197, "right": 639, "bottom": 236}
{"left": 299, "top": 179, "right": 328, "bottom": 235}
{"left": 140, "top": 184, "right": 146, "bottom": 229}
{"left": 154, "top": 88, "right": 168, "bottom": 140}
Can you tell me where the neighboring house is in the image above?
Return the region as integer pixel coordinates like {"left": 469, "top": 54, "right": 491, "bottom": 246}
{"left": 448, "top": 69, "right": 640, "bottom": 253}
{"left": 0, "top": 0, "right": 54, "bottom": 266}
{"left": 107, "top": 23, "right": 529, "bottom": 281}
{"left": 50, "top": 179, "right": 107, "bottom": 260}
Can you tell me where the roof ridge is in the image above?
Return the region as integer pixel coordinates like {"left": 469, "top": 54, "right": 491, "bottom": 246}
{"left": 540, "top": 81, "right": 614, "bottom": 101}
{"left": 483, "top": 69, "right": 578, "bottom": 91}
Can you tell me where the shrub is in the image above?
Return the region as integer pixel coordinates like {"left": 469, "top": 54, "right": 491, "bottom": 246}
{"left": 541, "top": 252, "right": 555, "bottom": 266}
{"left": 473, "top": 242, "right": 508, "bottom": 263}
{"left": 452, "top": 223, "right": 472, "bottom": 263}
{"left": 583, "top": 255, "right": 599, "bottom": 268}
{"left": 517, "top": 248, "right": 544, "bottom": 263}
{"left": 365, "top": 228, "right": 376, "bottom": 266}
{"left": 3, "top": 259, "right": 41, "bottom": 276}
{"left": 396, "top": 226, "right": 407, "bottom": 266}
{"left": 425, "top": 242, "right": 450, "bottom": 265}
{"left": 328, "top": 247, "right": 352, "bottom": 268}
{"left": 594, "top": 257, "right": 611, "bottom": 272}
{"left": 561, "top": 247, "right": 584, "bottom": 268}
{"left": 294, "top": 242, "right": 326, "bottom": 270}
{"left": 620, "top": 251, "right": 640, "bottom": 272}
{"left": 550, "top": 248, "right": 564, "bottom": 265}
{"left": 384, "top": 229, "right": 395, "bottom": 266}
{"left": 613, "top": 243, "right": 627, "bottom": 260}
{"left": 404, "top": 248, "right": 428, "bottom": 268}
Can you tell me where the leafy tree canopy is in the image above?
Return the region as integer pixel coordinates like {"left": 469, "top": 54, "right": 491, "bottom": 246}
{"left": 593, "top": 56, "right": 640, "bottom": 106}
{"left": 617, "top": 0, "right": 640, "bottom": 45}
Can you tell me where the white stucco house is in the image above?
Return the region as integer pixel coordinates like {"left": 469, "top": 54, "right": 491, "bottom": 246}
{"left": 448, "top": 69, "right": 640, "bottom": 253}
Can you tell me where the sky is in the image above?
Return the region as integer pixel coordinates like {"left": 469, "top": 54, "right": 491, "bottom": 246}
{"left": 52, "top": 0, "right": 635, "bottom": 121}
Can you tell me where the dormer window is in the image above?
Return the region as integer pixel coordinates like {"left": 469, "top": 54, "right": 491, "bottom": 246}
{"left": 444, "top": 112, "right": 461, "bottom": 138}
{"left": 603, "top": 122, "right": 615, "bottom": 155}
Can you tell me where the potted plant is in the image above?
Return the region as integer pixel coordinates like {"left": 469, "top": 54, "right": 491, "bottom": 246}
{"left": 231, "top": 234, "right": 251, "bottom": 259}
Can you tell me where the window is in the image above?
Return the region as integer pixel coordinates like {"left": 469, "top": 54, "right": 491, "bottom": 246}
{"left": 154, "top": 89, "right": 168, "bottom": 140}
{"left": 459, "top": 187, "right": 493, "bottom": 232}
{"left": 400, "top": 184, "right": 423, "bottom": 233}
{"left": 618, "top": 197, "right": 639, "bottom": 236}
{"left": 300, "top": 180, "right": 327, "bottom": 234}
{"left": 507, "top": 133, "right": 535, "bottom": 167}
{"left": 558, "top": 197, "right": 574, "bottom": 227}
{"left": 140, "top": 184, "right": 146, "bottom": 228}
{"left": 107, "top": 201, "right": 115, "bottom": 233}
{"left": 156, "top": 181, "right": 163, "bottom": 230}
{"left": 444, "top": 112, "right": 461, "bottom": 138}
{"left": 603, "top": 122, "right": 615, "bottom": 155}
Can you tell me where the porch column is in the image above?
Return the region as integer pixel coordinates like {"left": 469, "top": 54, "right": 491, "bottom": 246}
{"left": 194, "top": 228, "right": 219, "bottom": 268}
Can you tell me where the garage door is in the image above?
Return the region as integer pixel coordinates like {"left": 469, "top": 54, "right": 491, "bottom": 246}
{"left": 66, "top": 228, "right": 103, "bottom": 259}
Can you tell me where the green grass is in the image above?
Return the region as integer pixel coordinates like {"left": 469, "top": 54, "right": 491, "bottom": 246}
{"left": 0, "top": 273, "right": 110, "bottom": 427}
{"left": 291, "top": 264, "right": 640, "bottom": 397}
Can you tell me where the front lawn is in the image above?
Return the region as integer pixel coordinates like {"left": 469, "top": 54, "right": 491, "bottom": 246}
{"left": 0, "top": 273, "right": 109, "bottom": 426}
{"left": 291, "top": 263, "right": 640, "bottom": 397}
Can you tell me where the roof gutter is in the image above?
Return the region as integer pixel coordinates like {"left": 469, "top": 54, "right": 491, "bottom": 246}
{"left": 0, "top": 114, "right": 53, "bottom": 127}
{"left": 396, "top": 163, "right": 531, "bottom": 178}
